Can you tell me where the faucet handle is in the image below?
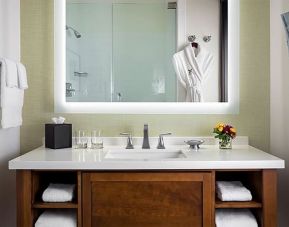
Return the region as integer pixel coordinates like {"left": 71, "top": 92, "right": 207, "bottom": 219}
{"left": 157, "top": 133, "right": 172, "bottom": 149}
{"left": 120, "top": 133, "right": 134, "bottom": 149}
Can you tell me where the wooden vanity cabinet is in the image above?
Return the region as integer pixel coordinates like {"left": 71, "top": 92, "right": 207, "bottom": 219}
{"left": 82, "top": 172, "right": 214, "bottom": 227}
{"left": 16, "top": 169, "right": 277, "bottom": 227}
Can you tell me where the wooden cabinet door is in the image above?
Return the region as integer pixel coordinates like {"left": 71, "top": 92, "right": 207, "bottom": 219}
{"left": 82, "top": 172, "right": 213, "bottom": 227}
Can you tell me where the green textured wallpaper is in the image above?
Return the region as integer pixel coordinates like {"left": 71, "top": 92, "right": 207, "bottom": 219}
{"left": 20, "top": 0, "right": 270, "bottom": 153}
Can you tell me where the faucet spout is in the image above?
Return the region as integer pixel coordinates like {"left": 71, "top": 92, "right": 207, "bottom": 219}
{"left": 142, "top": 124, "right": 150, "bottom": 149}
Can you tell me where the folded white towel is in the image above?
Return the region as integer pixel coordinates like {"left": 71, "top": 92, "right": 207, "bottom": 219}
{"left": 35, "top": 210, "right": 77, "bottom": 227}
{"left": 16, "top": 62, "right": 28, "bottom": 89}
{"left": 2, "top": 58, "right": 18, "bottom": 88}
{"left": 215, "top": 209, "right": 258, "bottom": 227}
{"left": 42, "top": 184, "right": 75, "bottom": 202}
{"left": 216, "top": 181, "right": 252, "bottom": 201}
{"left": 0, "top": 58, "right": 24, "bottom": 128}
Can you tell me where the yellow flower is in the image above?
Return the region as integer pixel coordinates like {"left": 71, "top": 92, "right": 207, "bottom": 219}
{"left": 218, "top": 126, "right": 224, "bottom": 132}
{"left": 215, "top": 123, "right": 225, "bottom": 128}
{"left": 230, "top": 127, "right": 236, "bottom": 133}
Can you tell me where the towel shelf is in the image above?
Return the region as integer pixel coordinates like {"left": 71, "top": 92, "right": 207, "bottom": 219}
{"left": 28, "top": 171, "right": 82, "bottom": 226}
{"left": 215, "top": 199, "right": 262, "bottom": 209}
{"left": 214, "top": 170, "right": 267, "bottom": 226}
{"left": 33, "top": 202, "right": 78, "bottom": 209}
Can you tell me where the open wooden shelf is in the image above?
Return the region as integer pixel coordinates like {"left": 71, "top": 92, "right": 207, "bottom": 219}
{"left": 29, "top": 171, "right": 82, "bottom": 226}
{"left": 215, "top": 199, "right": 262, "bottom": 209}
{"left": 32, "top": 202, "right": 78, "bottom": 209}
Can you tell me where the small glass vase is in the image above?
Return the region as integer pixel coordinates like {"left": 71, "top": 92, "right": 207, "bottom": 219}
{"left": 219, "top": 137, "right": 232, "bottom": 149}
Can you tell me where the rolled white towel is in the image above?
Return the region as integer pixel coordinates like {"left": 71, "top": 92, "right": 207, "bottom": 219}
{"left": 42, "top": 183, "right": 75, "bottom": 202}
{"left": 216, "top": 181, "right": 252, "bottom": 201}
{"left": 215, "top": 209, "right": 258, "bottom": 227}
{"left": 35, "top": 210, "right": 77, "bottom": 227}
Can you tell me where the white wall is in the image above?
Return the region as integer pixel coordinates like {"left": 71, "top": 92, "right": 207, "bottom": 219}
{"left": 0, "top": 0, "right": 20, "bottom": 226}
{"left": 270, "top": 0, "right": 289, "bottom": 226}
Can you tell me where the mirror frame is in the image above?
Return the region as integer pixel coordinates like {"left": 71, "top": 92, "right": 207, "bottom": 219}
{"left": 54, "top": 0, "right": 239, "bottom": 114}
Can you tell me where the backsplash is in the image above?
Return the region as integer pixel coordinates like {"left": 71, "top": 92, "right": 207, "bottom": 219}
{"left": 20, "top": 0, "right": 270, "bottom": 153}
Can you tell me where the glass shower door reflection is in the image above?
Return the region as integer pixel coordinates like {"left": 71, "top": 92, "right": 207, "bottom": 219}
{"left": 66, "top": 0, "right": 177, "bottom": 102}
{"left": 66, "top": 2, "right": 113, "bottom": 102}
{"left": 112, "top": 2, "right": 177, "bottom": 102}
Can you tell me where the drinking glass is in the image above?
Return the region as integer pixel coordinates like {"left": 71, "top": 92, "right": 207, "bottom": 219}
{"left": 76, "top": 130, "right": 89, "bottom": 149}
{"left": 91, "top": 130, "right": 103, "bottom": 149}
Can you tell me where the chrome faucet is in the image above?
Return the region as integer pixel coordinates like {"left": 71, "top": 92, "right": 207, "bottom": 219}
{"left": 142, "top": 124, "right": 150, "bottom": 149}
{"left": 157, "top": 133, "right": 172, "bottom": 149}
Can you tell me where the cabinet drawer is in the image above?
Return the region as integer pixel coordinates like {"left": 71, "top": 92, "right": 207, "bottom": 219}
{"left": 82, "top": 172, "right": 213, "bottom": 227}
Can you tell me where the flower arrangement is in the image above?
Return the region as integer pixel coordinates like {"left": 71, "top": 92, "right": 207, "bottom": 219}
{"left": 213, "top": 123, "right": 236, "bottom": 149}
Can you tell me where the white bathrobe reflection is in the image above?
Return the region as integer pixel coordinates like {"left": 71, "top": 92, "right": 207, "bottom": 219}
{"left": 173, "top": 45, "right": 213, "bottom": 102}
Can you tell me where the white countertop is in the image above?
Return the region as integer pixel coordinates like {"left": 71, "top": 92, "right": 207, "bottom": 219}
{"left": 9, "top": 139, "right": 285, "bottom": 170}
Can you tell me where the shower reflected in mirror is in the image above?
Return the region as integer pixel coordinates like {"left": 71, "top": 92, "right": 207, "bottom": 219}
{"left": 66, "top": 25, "right": 81, "bottom": 38}
{"left": 65, "top": 0, "right": 228, "bottom": 103}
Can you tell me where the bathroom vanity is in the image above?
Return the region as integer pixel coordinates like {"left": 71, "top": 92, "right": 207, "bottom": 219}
{"left": 9, "top": 137, "right": 284, "bottom": 227}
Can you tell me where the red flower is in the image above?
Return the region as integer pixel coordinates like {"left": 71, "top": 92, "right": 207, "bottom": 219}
{"left": 224, "top": 125, "right": 231, "bottom": 134}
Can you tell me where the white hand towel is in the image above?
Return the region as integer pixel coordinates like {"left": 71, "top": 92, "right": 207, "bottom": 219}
{"left": 3, "top": 58, "right": 18, "bottom": 88}
{"left": 1, "top": 106, "right": 23, "bottom": 128}
{"left": 42, "top": 183, "right": 75, "bottom": 202}
{"left": 215, "top": 209, "right": 258, "bottom": 227}
{"left": 216, "top": 181, "right": 252, "bottom": 201}
{"left": 35, "top": 210, "right": 77, "bottom": 227}
{"left": 16, "top": 62, "right": 28, "bottom": 89}
{"left": 0, "top": 58, "right": 24, "bottom": 128}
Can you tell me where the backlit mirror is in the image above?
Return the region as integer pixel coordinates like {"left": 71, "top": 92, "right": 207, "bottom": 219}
{"left": 54, "top": 0, "right": 239, "bottom": 113}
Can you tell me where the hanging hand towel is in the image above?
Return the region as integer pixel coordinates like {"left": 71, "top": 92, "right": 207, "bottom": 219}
{"left": 215, "top": 209, "right": 258, "bottom": 227}
{"left": 3, "top": 58, "right": 18, "bottom": 88}
{"left": 0, "top": 58, "right": 24, "bottom": 128}
{"left": 216, "top": 181, "right": 252, "bottom": 201}
{"left": 16, "top": 62, "right": 28, "bottom": 89}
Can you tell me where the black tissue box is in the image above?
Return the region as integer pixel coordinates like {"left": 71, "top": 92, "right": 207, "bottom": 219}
{"left": 45, "top": 124, "right": 72, "bottom": 149}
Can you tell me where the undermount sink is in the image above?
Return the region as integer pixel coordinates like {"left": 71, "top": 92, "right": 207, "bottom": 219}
{"left": 104, "top": 149, "right": 187, "bottom": 161}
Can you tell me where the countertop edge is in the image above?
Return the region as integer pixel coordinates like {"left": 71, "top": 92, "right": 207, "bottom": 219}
{"left": 9, "top": 160, "right": 285, "bottom": 170}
